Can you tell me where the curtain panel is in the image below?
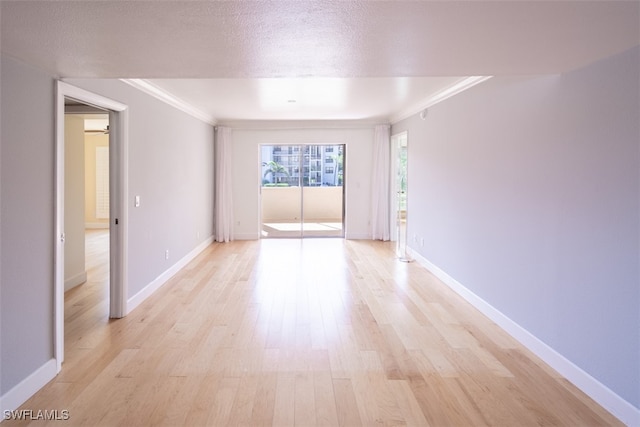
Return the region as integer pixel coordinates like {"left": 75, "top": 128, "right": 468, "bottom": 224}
{"left": 215, "top": 126, "right": 234, "bottom": 242}
{"left": 371, "top": 124, "right": 391, "bottom": 241}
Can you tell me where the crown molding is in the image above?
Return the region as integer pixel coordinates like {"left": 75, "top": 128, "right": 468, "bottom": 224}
{"left": 217, "top": 119, "right": 387, "bottom": 130}
{"left": 390, "top": 76, "right": 493, "bottom": 124}
{"left": 121, "top": 76, "right": 491, "bottom": 129}
{"left": 120, "top": 79, "right": 217, "bottom": 126}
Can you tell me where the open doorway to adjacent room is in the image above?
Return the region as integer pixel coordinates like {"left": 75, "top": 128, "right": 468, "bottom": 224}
{"left": 63, "top": 102, "right": 111, "bottom": 335}
{"left": 55, "top": 81, "right": 128, "bottom": 372}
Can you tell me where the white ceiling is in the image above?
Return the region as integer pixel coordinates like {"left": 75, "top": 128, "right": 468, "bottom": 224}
{"left": 139, "top": 76, "right": 469, "bottom": 123}
{"left": 2, "top": 1, "right": 638, "bottom": 123}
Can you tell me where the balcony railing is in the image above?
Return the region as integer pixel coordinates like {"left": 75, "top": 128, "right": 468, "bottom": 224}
{"left": 261, "top": 186, "right": 343, "bottom": 222}
{"left": 261, "top": 186, "right": 343, "bottom": 237}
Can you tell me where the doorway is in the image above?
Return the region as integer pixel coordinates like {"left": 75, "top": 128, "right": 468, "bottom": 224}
{"left": 55, "top": 81, "right": 129, "bottom": 372}
{"left": 391, "top": 132, "right": 410, "bottom": 261}
{"left": 260, "top": 144, "right": 345, "bottom": 238}
{"left": 63, "top": 110, "right": 110, "bottom": 292}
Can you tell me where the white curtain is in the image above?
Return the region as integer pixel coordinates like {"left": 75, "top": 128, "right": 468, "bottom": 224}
{"left": 370, "top": 124, "right": 391, "bottom": 241}
{"left": 215, "top": 126, "right": 234, "bottom": 242}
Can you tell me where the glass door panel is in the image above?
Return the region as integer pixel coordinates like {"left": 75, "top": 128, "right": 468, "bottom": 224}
{"left": 261, "top": 145, "right": 302, "bottom": 238}
{"left": 260, "top": 144, "right": 344, "bottom": 238}
{"left": 392, "top": 133, "right": 410, "bottom": 260}
{"left": 302, "top": 145, "right": 344, "bottom": 237}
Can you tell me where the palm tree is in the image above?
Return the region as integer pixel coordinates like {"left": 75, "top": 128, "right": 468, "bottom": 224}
{"left": 262, "top": 160, "right": 290, "bottom": 185}
{"left": 332, "top": 151, "right": 344, "bottom": 186}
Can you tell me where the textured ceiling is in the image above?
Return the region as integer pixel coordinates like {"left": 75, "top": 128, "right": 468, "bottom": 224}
{"left": 2, "top": 1, "right": 638, "bottom": 122}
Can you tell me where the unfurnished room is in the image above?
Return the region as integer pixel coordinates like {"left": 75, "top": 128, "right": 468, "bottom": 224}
{"left": 1, "top": 1, "right": 639, "bottom": 426}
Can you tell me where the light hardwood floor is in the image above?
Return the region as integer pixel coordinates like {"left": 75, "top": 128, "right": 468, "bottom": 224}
{"left": 7, "top": 233, "right": 623, "bottom": 426}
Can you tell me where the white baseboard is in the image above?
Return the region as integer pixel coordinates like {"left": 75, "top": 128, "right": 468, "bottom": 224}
{"left": 84, "top": 222, "right": 109, "bottom": 229}
{"left": 0, "top": 359, "right": 57, "bottom": 418}
{"left": 407, "top": 247, "right": 640, "bottom": 427}
{"left": 345, "top": 232, "right": 371, "bottom": 240}
{"left": 233, "top": 233, "right": 260, "bottom": 241}
{"left": 64, "top": 271, "right": 87, "bottom": 291}
{"left": 231, "top": 232, "right": 372, "bottom": 240}
{"left": 127, "top": 237, "right": 214, "bottom": 313}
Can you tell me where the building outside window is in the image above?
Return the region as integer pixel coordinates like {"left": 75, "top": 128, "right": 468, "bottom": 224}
{"left": 261, "top": 144, "right": 343, "bottom": 187}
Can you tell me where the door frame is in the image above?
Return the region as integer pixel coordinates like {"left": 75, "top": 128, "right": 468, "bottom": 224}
{"left": 55, "top": 81, "right": 129, "bottom": 372}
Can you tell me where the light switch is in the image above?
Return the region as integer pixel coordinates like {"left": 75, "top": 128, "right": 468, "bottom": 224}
{"left": 135, "top": 195, "right": 140, "bottom": 207}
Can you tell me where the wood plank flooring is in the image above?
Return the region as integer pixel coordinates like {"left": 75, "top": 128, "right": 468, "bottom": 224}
{"left": 6, "top": 233, "right": 623, "bottom": 426}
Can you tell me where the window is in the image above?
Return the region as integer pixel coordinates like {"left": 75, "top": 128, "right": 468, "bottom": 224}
{"left": 95, "top": 146, "right": 109, "bottom": 219}
{"left": 325, "top": 166, "right": 334, "bottom": 174}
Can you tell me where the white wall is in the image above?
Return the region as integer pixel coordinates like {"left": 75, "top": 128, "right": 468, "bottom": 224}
{"left": 392, "top": 47, "right": 640, "bottom": 413}
{"left": 1, "top": 54, "right": 56, "bottom": 397}
{"left": 231, "top": 127, "right": 374, "bottom": 240}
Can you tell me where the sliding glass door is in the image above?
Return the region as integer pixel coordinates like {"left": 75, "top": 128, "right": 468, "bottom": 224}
{"left": 260, "top": 144, "right": 344, "bottom": 238}
{"left": 260, "top": 145, "right": 303, "bottom": 238}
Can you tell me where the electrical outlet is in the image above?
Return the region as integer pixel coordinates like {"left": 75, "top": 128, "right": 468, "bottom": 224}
{"left": 165, "top": 250, "right": 169, "bottom": 260}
